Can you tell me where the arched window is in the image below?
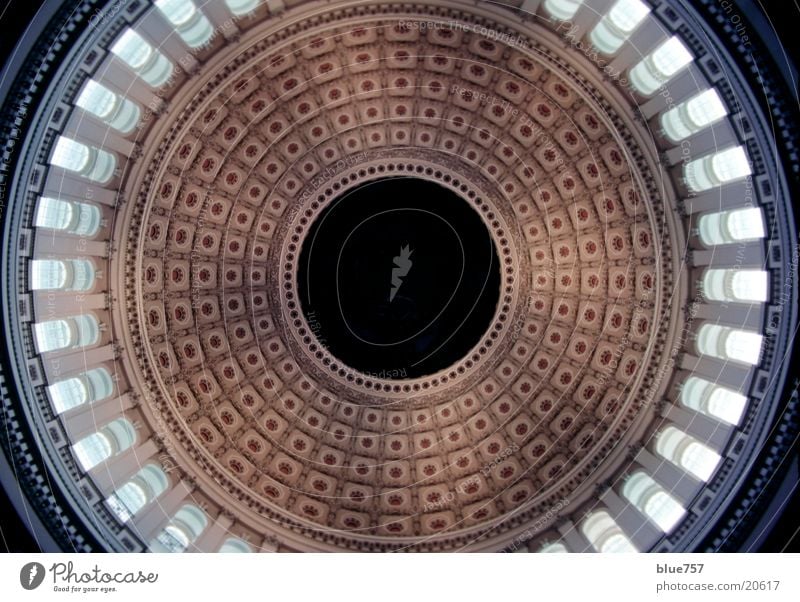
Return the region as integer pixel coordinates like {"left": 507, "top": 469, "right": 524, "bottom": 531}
{"left": 34, "top": 319, "right": 73, "bottom": 353}
{"left": 151, "top": 504, "right": 208, "bottom": 552}
{"left": 543, "top": 0, "right": 585, "bottom": 20}
{"left": 47, "top": 375, "right": 88, "bottom": 413}
{"left": 661, "top": 89, "right": 728, "bottom": 142}
{"left": 72, "top": 432, "right": 112, "bottom": 471}
{"left": 50, "top": 136, "right": 116, "bottom": 184}
{"left": 47, "top": 367, "right": 114, "bottom": 413}
{"left": 698, "top": 207, "right": 765, "bottom": 246}
{"left": 30, "top": 259, "right": 95, "bottom": 291}
{"left": 629, "top": 36, "right": 693, "bottom": 95}
{"left": 589, "top": 0, "right": 650, "bottom": 55}
{"left": 225, "top": 0, "right": 260, "bottom": 16}
{"left": 111, "top": 29, "right": 174, "bottom": 87}
{"left": 702, "top": 269, "right": 768, "bottom": 303}
{"left": 74, "top": 314, "right": 100, "bottom": 347}
{"left": 219, "top": 538, "right": 251, "bottom": 553}
{"left": 622, "top": 472, "right": 686, "bottom": 532}
{"left": 539, "top": 541, "right": 569, "bottom": 553}
{"left": 76, "top": 80, "right": 141, "bottom": 134}
{"left": 656, "top": 426, "right": 721, "bottom": 481}
{"left": 51, "top": 136, "right": 89, "bottom": 173}
{"left": 680, "top": 376, "right": 747, "bottom": 425}
{"left": 581, "top": 511, "right": 637, "bottom": 553}
{"left": 35, "top": 197, "right": 102, "bottom": 237}
{"left": 70, "top": 260, "right": 95, "bottom": 291}
{"left": 684, "top": 146, "right": 752, "bottom": 192}
{"left": 156, "top": 0, "right": 214, "bottom": 48}
{"left": 33, "top": 314, "right": 100, "bottom": 353}
{"left": 107, "top": 464, "right": 169, "bottom": 521}
{"left": 30, "top": 260, "right": 67, "bottom": 290}
{"left": 726, "top": 208, "right": 766, "bottom": 240}
{"left": 696, "top": 324, "right": 763, "bottom": 365}
{"left": 72, "top": 417, "right": 136, "bottom": 471}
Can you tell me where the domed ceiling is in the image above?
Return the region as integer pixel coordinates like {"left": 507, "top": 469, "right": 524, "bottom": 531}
{"left": 125, "top": 8, "right": 674, "bottom": 546}
{"left": 0, "top": 0, "right": 797, "bottom": 553}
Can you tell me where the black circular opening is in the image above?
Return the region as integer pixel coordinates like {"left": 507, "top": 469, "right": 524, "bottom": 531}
{"left": 297, "top": 177, "right": 500, "bottom": 379}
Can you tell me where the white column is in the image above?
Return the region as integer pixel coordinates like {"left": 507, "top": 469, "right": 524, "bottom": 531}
{"left": 690, "top": 302, "right": 764, "bottom": 332}
{"left": 62, "top": 392, "right": 133, "bottom": 442}
{"left": 89, "top": 438, "right": 160, "bottom": 497}
{"left": 33, "top": 294, "right": 108, "bottom": 321}
{"left": 63, "top": 114, "right": 137, "bottom": 157}
{"left": 682, "top": 180, "right": 752, "bottom": 215}
{"left": 134, "top": 10, "right": 199, "bottom": 75}
{"left": 660, "top": 404, "right": 732, "bottom": 452}
{"left": 679, "top": 354, "right": 755, "bottom": 394}
{"left": 41, "top": 174, "right": 118, "bottom": 207}
{"left": 664, "top": 124, "right": 738, "bottom": 166}
{"left": 190, "top": 514, "right": 234, "bottom": 552}
{"left": 265, "top": 0, "right": 286, "bottom": 14}
{"left": 608, "top": 19, "right": 669, "bottom": 77}
{"left": 639, "top": 66, "right": 713, "bottom": 120}
{"left": 95, "top": 59, "right": 168, "bottom": 110}
{"left": 41, "top": 344, "right": 116, "bottom": 381}
{"left": 557, "top": 519, "right": 593, "bottom": 552}
{"left": 600, "top": 488, "right": 662, "bottom": 551}
{"left": 131, "top": 479, "right": 194, "bottom": 542}
{"left": 201, "top": 2, "right": 240, "bottom": 40}
{"left": 633, "top": 448, "right": 701, "bottom": 507}
{"left": 691, "top": 243, "right": 765, "bottom": 268}
{"left": 520, "top": 0, "right": 542, "bottom": 18}
{"left": 34, "top": 235, "right": 108, "bottom": 258}
{"left": 571, "top": 0, "right": 613, "bottom": 36}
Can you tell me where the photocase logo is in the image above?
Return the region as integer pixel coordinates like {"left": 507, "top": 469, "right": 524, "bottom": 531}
{"left": 389, "top": 244, "right": 413, "bottom": 302}
{"left": 20, "top": 562, "right": 45, "bottom": 590}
